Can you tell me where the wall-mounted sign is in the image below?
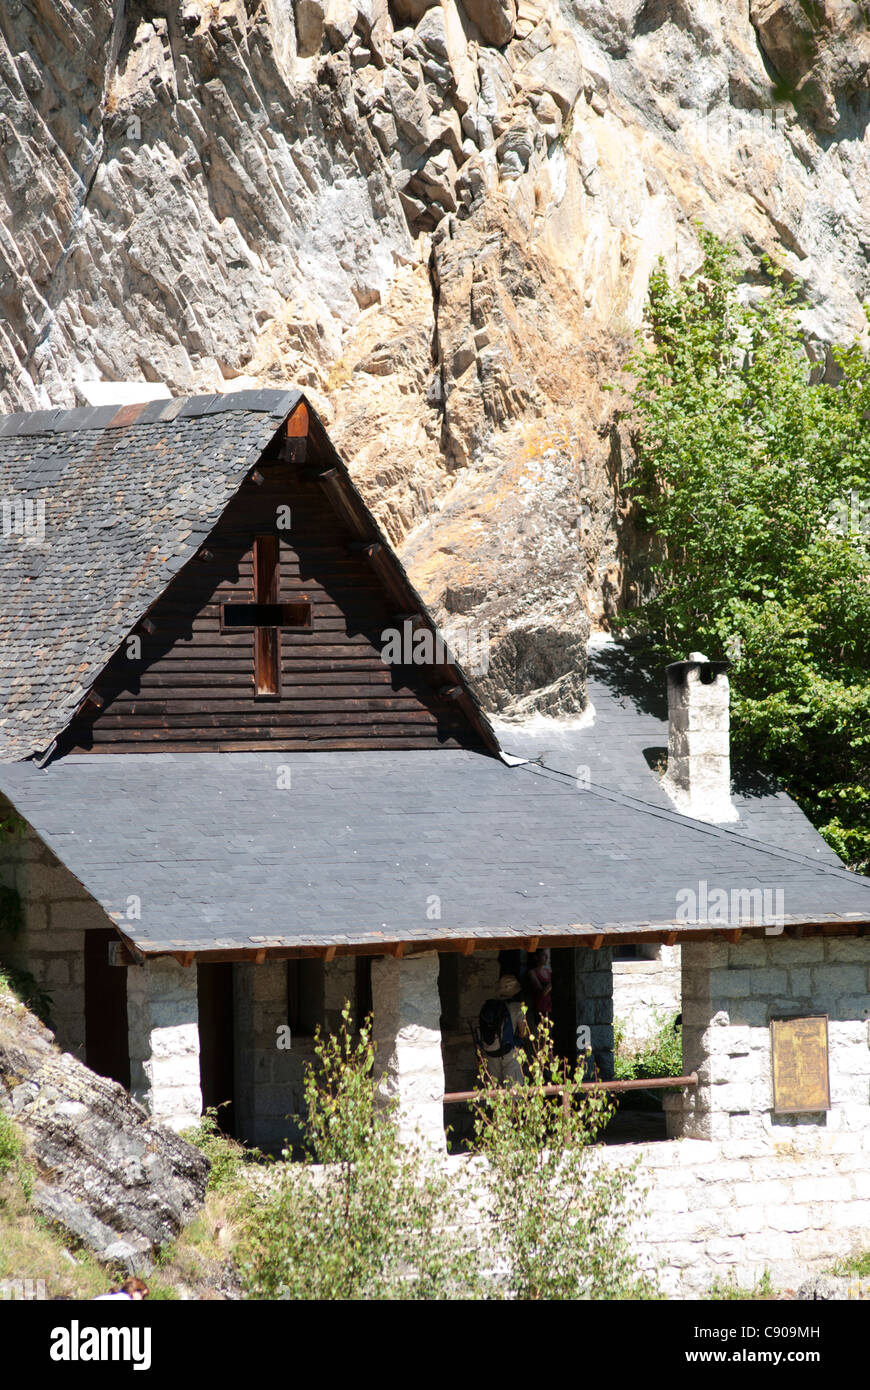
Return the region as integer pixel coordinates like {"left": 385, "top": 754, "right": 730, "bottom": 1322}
{"left": 770, "top": 1015, "right": 830, "bottom": 1115}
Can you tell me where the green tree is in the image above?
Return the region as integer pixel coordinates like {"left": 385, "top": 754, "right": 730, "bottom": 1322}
{"left": 472, "top": 1015, "right": 654, "bottom": 1300}
{"left": 621, "top": 230, "right": 870, "bottom": 868}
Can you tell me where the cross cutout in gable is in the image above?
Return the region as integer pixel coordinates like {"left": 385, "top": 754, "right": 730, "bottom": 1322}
{"left": 221, "top": 535, "right": 311, "bottom": 697}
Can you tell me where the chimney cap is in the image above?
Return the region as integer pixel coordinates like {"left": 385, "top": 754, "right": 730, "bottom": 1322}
{"left": 666, "top": 656, "right": 730, "bottom": 685}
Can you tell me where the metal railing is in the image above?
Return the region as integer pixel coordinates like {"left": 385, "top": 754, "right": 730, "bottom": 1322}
{"left": 443, "top": 1073, "right": 698, "bottom": 1118}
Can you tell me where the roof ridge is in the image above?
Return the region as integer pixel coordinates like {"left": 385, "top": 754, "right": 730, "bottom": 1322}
{"left": 516, "top": 759, "right": 867, "bottom": 886}
{"left": 0, "top": 388, "right": 302, "bottom": 439}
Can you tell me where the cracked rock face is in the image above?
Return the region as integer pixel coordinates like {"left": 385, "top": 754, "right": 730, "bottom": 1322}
{"left": 1, "top": 0, "right": 869, "bottom": 715}
{"left": 0, "top": 991, "right": 208, "bottom": 1268}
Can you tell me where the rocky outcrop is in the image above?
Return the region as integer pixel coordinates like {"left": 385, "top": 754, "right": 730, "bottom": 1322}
{"left": 0, "top": 989, "right": 208, "bottom": 1270}
{"left": 2, "top": 0, "right": 870, "bottom": 714}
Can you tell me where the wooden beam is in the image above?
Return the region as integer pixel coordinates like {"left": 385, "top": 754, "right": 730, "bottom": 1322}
{"left": 461, "top": 939, "right": 476, "bottom": 955}
{"left": 725, "top": 929, "right": 741, "bottom": 944}
{"left": 389, "top": 942, "right": 405, "bottom": 959}
{"left": 317, "top": 470, "right": 372, "bottom": 543}
{"left": 253, "top": 949, "right": 266, "bottom": 965}
{"left": 174, "top": 952, "right": 195, "bottom": 968}
{"left": 285, "top": 401, "right": 309, "bottom": 437}
{"left": 591, "top": 934, "right": 604, "bottom": 949}
{"left": 194, "top": 548, "right": 214, "bottom": 563}
{"left": 664, "top": 931, "right": 677, "bottom": 946}
{"left": 526, "top": 936, "right": 539, "bottom": 953}
{"left": 324, "top": 945, "right": 336, "bottom": 963}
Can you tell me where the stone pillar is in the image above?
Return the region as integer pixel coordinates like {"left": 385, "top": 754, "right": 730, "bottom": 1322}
{"left": 667, "top": 936, "right": 870, "bottom": 1141}
{"left": 553, "top": 946, "right": 614, "bottom": 1079}
{"left": 371, "top": 951, "right": 445, "bottom": 1151}
{"left": 127, "top": 957, "right": 201, "bottom": 1132}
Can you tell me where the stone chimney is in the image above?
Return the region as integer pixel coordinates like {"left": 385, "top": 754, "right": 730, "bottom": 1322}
{"left": 661, "top": 652, "right": 738, "bottom": 823}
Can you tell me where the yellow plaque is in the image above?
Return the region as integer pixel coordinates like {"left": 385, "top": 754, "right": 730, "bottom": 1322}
{"left": 770, "top": 1016, "right": 830, "bottom": 1115}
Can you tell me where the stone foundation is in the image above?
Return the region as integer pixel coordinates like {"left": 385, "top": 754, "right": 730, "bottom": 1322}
{"left": 127, "top": 958, "right": 201, "bottom": 1132}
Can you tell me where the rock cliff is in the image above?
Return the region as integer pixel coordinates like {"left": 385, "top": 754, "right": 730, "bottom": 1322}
{"left": 1, "top": 0, "right": 868, "bottom": 711}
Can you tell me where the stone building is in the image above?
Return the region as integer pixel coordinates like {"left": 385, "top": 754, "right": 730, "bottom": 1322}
{"left": 2, "top": 389, "right": 870, "bottom": 1164}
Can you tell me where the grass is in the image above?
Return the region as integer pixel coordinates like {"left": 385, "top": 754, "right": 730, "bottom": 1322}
{"left": 707, "top": 1269, "right": 776, "bottom": 1300}
{"left": 830, "top": 1250, "right": 870, "bottom": 1279}
{"left": 614, "top": 1011, "right": 683, "bottom": 1083}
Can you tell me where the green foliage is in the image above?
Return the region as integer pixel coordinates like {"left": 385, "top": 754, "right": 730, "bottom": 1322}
{"left": 472, "top": 1014, "right": 656, "bottom": 1300}
{"left": 239, "top": 1004, "right": 479, "bottom": 1301}
{"left": 614, "top": 1012, "right": 683, "bottom": 1083}
{"left": 180, "top": 1107, "right": 258, "bottom": 1194}
{"left": 620, "top": 230, "right": 870, "bottom": 868}
{"left": 831, "top": 1249, "right": 870, "bottom": 1279}
{"left": 0, "top": 1110, "right": 22, "bottom": 1179}
{"left": 0, "top": 812, "right": 25, "bottom": 839}
{"left": 707, "top": 1268, "right": 775, "bottom": 1300}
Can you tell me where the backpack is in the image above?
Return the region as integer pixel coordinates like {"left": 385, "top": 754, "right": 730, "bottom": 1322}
{"left": 478, "top": 999, "right": 515, "bottom": 1057}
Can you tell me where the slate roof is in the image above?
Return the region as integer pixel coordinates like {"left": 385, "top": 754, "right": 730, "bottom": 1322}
{"left": 0, "top": 390, "right": 302, "bottom": 762}
{"left": 1, "top": 734, "right": 869, "bottom": 955}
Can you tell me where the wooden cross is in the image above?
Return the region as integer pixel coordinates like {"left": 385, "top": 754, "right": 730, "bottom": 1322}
{"left": 221, "top": 535, "right": 311, "bottom": 697}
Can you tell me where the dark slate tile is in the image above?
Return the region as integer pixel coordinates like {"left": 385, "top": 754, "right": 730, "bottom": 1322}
{"left": 177, "top": 395, "right": 220, "bottom": 418}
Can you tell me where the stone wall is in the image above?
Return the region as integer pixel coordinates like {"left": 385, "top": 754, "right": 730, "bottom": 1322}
{"left": 613, "top": 945, "right": 681, "bottom": 1050}
{"left": 593, "top": 1128, "right": 870, "bottom": 1297}
{"left": 670, "top": 936, "right": 870, "bottom": 1142}
{"left": 0, "top": 806, "right": 111, "bottom": 1059}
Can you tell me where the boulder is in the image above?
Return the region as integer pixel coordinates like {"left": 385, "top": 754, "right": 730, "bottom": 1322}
{"left": 518, "top": 34, "right": 584, "bottom": 117}
{"left": 0, "top": 990, "right": 208, "bottom": 1271}
{"left": 460, "top": 0, "right": 516, "bottom": 47}
{"left": 296, "top": 0, "right": 327, "bottom": 55}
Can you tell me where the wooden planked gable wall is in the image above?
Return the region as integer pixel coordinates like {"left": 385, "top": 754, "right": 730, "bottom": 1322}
{"left": 64, "top": 426, "right": 485, "bottom": 754}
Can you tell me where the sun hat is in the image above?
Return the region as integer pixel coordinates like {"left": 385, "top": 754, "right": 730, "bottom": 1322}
{"left": 496, "top": 973, "right": 520, "bottom": 999}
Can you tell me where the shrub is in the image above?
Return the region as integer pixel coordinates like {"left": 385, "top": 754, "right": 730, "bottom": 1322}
{"left": 615, "top": 1011, "right": 683, "bottom": 1083}
{"left": 238, "top": 1005, "right": 478, "bottom": 1300}
{"left": 180, "top": 1107, "right": 257, "bottom": 1194}
{"left": 472, "top": 1013, "right": 656, "bottom": 1300}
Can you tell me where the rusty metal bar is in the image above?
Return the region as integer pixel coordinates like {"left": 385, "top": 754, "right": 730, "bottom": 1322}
{"left": 442, "top": 1073, "right": 698, "bottom": 1105}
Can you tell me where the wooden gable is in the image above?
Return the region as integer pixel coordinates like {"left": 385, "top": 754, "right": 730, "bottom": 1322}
{"left": 60, "top": 406, "right": 492, "bottom": 755}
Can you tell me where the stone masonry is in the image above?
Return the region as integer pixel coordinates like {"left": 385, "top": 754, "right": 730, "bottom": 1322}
{"left": 372, "top": 951, "right": 446, "bottom": 1151}
{"left": 127, "top": 957, "right": 201, "bottom": 1133}
{"left": 0, "top": 807, "right": 110, "bottom": 1058}
{"left": 668, "top": 936, "right": 870, "bottom": 1142}
{"left": 592, "top": 1127, "right": 870, "bottom": 1297}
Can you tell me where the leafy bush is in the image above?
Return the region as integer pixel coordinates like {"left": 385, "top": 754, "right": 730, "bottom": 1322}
{"left": 619, "top": 230, "right": 870, "bottom": 868}
{"left": 472, "top": 1013, "right": 656, "bottom": 1300}
{"left": 180, "top": 1107, "right": 258, "bottom": 1194}
{"left": 238, "top": 1005, "right": 478, "bottom": 1300}
{"left": 614, "top": 1012, "right": 683, "bottom": 1083}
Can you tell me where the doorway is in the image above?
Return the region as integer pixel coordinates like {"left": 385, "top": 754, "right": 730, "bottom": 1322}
{"left": 198, "top": 962, "right": 236, "bottom": 1135}
{"left": 84, "top": 927, "right": 131, "bottom": 1088}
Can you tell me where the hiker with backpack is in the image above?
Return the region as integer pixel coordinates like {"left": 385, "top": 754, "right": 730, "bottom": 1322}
{"left": 477, "top": 973, "right": 529, "bottom": 1084}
